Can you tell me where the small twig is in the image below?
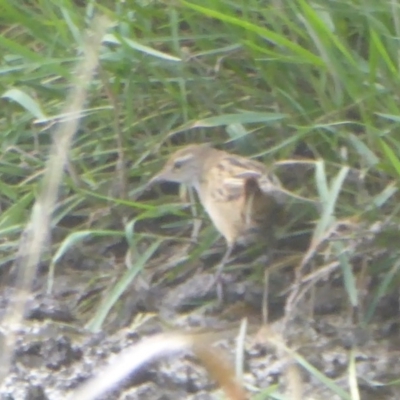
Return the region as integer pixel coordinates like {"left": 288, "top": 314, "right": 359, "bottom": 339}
{"left": 0, "top": 16, "right": 111, "bottom": 383}
{"left": 99, "top": 66, "right": 128, "bottom": 199}
{"left": 69, "top": 332, "right": 247, "bottom": 400}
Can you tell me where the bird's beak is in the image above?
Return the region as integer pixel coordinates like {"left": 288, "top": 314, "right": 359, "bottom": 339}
{"left": 143, "top": 173, "right": 163, "bottom": 193}
{"left": 148, "top": 174, "right": 160, "bottom": 186}
{"left": 148, "top": 170, "right": 166, "bottom": 186}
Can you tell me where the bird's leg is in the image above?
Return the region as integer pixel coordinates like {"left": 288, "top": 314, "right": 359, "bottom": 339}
{"left": 213, "top": 243, "right": 235, "bottom": 303}
{"left": 215, "top": 243, "right": 234, "bottom": 278}
{"left": 204, "top": 243, "right": 235, "bottom": 300}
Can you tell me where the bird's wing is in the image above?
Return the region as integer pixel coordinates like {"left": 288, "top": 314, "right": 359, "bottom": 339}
{"left": 211, "top": 154, "right": 318, "bottom": 210}
{"left": 217, "top": 155, "right": 285, "bottom": 203}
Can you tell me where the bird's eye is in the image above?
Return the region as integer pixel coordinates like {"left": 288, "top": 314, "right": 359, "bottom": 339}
{"left": 173, "top": 160, "right": 184, "bottom": 169}
{"left": 171, "top": 153, "right": 193, "bottom": 170}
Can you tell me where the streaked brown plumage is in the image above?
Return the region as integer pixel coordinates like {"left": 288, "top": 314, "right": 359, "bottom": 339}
{"left": 150, "top": 143, "right": 284, "bottom": 268}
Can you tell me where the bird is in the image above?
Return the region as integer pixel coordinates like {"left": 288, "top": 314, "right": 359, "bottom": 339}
{"left": 149, "top": 143, "right": 285, "bottom": 274}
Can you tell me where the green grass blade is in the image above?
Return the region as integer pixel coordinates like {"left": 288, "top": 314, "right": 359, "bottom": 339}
{"left": 181, "top": 1, "right": 325, "bottom": 66}
{"left": 87, "top": 239, "right": 163, "bottom": 332}
{"left": 192, "top": 112, "right": 287, "bottom": 127}
{"left": 2, "top": 88, "right": 48, "bottom": 120}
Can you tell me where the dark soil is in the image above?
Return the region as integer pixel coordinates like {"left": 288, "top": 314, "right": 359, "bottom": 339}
{"left": 1, "top": 219, "right": 400, "bottom": 400}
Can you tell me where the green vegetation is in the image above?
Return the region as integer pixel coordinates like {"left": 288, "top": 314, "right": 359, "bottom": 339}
{"left": 1, "top": 0, "right": 400, "bottom": 398}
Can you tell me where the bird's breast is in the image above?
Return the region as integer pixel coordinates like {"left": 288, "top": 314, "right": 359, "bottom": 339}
{"left": 197, "top": 179, "right": 252, "bottom": 245}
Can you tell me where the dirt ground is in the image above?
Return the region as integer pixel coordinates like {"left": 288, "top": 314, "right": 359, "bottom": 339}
{"left": 1, "top": 221, "right": 400, "bottom": 400}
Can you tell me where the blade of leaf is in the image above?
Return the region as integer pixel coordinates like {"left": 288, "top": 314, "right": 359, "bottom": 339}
{"left": 313, "top": 164, "right": 349, "bottom": 243}
{"left": 380, "top": 138, "right": 400, "bottom": 176}
{"left": 2, "top": 88, "right": 48, "bottom": 120}
{"left": 192, "top": 112, "right": 286, "bottom": 127}
{"left": 182, "top": 1, "right": 324, "bottom": 66}
{"left": 103, "top": 34, "right": 181, "bottom": 62}
{"left": 334, "top": 241, "right": 358, "bottom": 307}
{"left": 47, "top": 230, "right": 125, "bottom": 293}
{"left": 87, "top": 239, "right": 163, "bottom": 331}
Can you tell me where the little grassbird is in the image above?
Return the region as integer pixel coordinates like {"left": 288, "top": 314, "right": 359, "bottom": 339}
{"left": 149, "top": 143, "right": 285, "bottom": 270}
